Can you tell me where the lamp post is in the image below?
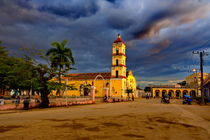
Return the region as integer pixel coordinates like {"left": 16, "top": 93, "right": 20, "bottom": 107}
{"left": 192, "top": 68, "right": 199, "bottom": 97}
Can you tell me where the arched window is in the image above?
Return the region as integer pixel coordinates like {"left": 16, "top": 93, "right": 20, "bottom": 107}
{"left": 116, "top": 71, "right": 118, "bottom": 78}
{"left": 116, "top": 59, "right": 119, "bottom": 66}
{"left": 116, "top": 49, "right": 119, "bottom": 55}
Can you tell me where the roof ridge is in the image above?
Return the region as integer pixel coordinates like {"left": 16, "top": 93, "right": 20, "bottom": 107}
{"left": 68, "top": 72, "right": 111, "bottom": 75}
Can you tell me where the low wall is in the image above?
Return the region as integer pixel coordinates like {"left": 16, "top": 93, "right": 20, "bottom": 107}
{"left": 0, "top": 102, "right": 39, "bottom": 111}
{"left": 0, "top": 100, "right": 94, "bottom": 111}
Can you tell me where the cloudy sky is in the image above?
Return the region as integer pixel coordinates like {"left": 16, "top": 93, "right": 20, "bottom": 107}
{"left": 1, "top": 0, "right": 210, "bottom": 87}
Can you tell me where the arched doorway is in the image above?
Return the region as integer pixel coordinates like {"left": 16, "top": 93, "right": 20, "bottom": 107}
{"left": 176, "top": 90, "right": 181, "bottom": 98}
{"left": 183, "top": 90, "right": 188, "bottom": 97}
{"left": 168, "top": 90, "right": 174, "bottom": 98}
{"left": 155, "top": 90, "right": 160, "bottom": 97}
{"left": 162, "top": 90, "right": 167, "bottom": 97}
{"left": 80, "top": 83, "right": 91, "bottom": 96}
{"left": 94, "top": 74, "right": 105, "bottom": 97}
{"left": 190, "top": 90, "right": 196, "bottom": 97}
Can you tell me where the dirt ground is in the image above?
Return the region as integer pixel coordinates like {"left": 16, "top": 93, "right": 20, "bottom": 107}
{"left": 0, "top": 99, "right": 210, "bottom": 140}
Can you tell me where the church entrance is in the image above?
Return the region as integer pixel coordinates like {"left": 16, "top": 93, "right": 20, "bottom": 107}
{"left": 94, "top": 74, "right": 105, "bottom": 97}
{"left": 80, "top": 83, "right": 91, "bottom": 96}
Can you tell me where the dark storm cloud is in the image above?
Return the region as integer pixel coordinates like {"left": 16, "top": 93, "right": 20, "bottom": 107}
{"left": 107, "top": 14, "right": 134, "bottom": 30}
{"left": 131, "top": 9, "right": 176, "bottom": 39}
{"left": 149, "top": 40, "right": 171, "bottom": 55}
{"left": 127, "top": 1, "right": 210, "bottom": 40}
{"left": 38, "top": 1, "right": 99, "bottom": 19}
{"left": 0, "top": 0, "right": 53, "bottom": 25}
{"left": 106, "top": 0, "right": 117, "bottom": 4}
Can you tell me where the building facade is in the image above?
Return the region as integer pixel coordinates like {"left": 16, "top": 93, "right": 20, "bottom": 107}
{"left": 53, "top": 34, "right": 137, "bottom": 98}
{"left": 150, "top": 85, "right": 196, "bottom": 98}
{"left": 185, "top": 72, "right": 208, "bottom": 96}
{"left": 203, "top": 74, "right": 210, "bottom": 101}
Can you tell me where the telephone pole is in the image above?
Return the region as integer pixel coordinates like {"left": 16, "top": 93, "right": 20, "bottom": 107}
{"left": 193, "top": 51, "right": 209, "bottom": 104}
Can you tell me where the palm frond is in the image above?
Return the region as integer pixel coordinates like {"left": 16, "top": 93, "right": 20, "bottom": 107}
{"left": 51, "top": 42, "right": 60, "bottom": 48}
{"left": 46, "top": 48, "right": 59, "bottom": 56}
{"left": 61, "top": 40, "right": 68, "bottom": 48}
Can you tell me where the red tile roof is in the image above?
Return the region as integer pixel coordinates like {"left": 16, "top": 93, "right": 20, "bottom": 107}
{"left": 63, "top": 72, "right": 112, "bottom": 80}
{"left": 113, "top": 34, "right": 125, "bottom": 44}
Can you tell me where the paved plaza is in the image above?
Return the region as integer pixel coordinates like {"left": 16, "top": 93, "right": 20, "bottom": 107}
{"left": 0, "top": 99, "right": 210, "bottom": 140}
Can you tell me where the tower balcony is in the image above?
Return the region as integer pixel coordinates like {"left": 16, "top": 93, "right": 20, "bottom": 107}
{"left": 111, "top": 75, "right": 127, "bottom": 79}
{"left": 112, "top": 64, "right": 126, "bottom": 67}
{"left": 112, "top": 53, "right": 126, "bottom": 56}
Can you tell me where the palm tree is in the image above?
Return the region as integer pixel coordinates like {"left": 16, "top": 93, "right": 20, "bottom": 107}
{"left": 46, "top": 40, "right": 75, "bottom": 96}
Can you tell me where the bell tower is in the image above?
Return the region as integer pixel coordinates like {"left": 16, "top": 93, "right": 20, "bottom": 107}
{"left": 111, "top": 34, "right": 126, "bottom": 78}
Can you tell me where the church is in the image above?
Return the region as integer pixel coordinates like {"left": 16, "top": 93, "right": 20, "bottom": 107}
{"left": 58, "top": 34, "right": 137, "bottom": 98}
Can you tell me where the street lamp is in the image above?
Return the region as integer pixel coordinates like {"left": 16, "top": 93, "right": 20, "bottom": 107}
{"left": 192, "top": 68, "right": 199, "bottom": 96}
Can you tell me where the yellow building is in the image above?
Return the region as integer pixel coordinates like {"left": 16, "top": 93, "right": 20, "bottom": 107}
{"left": 56, "top": 34, "right": 137, "bottom": 98}
{"left": 151, "top": 85, "right": 196, "bottom": 98}
{"left": 185, "top": 72, "right": 208, "bottom": 88}
{"left": 185, "top": 72, "right": 208, "bottom": 96}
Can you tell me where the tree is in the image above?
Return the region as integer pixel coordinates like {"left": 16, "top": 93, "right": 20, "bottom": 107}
{"left": 3, "top": 57, "right": 35, "bottom": 95}
{"left": 46, "top": 40, "right": 75, "bottom": 96}
{"left": 177, "top": 81, "right": 186, "bottom": 86}
{"left": 0, "top": 41, "right": 9, "bottom": 94}
{"left": 34, "top": 64, "right": 55, "bottom": 107}
{"left": 0, "top": 40, "right": 76, "bottom": 108}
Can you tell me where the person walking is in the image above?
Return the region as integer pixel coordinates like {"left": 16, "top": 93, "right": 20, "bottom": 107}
{"left": 23, "top": 97, "right": 30, "bottom": 110}
{"left": 132, "top": 94, "right": 135, "bottom": 101}
{"left": 16, "top": 96, "right": 20, "bottom": 106}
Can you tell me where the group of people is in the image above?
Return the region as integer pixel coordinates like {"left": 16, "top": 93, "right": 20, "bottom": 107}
{"left": 7, "top": 94, "right": 40, "bottom": 110}
{"left": 161, "top": 95, "right": 170, "bottom": 104}
{"left": 103, "top": 93, "right": 135, "bottom": 102}
{"left": 14, "top": 96, "right": 30, "bottom": 109}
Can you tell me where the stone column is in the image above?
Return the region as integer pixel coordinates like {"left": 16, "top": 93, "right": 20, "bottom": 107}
{"left": 90, "top": 86, "right": 95, "bottom": 103}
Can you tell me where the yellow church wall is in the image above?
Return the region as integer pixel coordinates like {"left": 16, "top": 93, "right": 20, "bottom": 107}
{"left": 94, "top": 79, "right": 110, "bottom": 97}
{"left": 65, "top": 78, "right": 128, "bottom": 98}
{"left": 110, "top": 79, "right": 124, "bottom": 97}
{"left": 50, "top": 79, "right": 110, "bottom": 97}
{"left": 64, "top": 79, "right": 110, "bottom": 97}
{"left": 122, "top": 78, "right": 127, "bottom": 96}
